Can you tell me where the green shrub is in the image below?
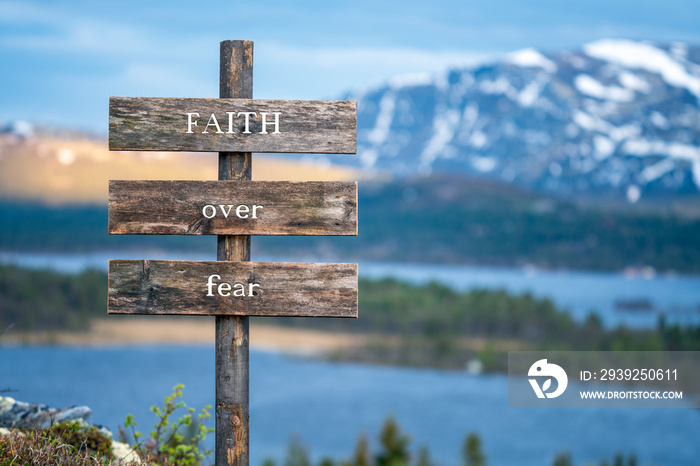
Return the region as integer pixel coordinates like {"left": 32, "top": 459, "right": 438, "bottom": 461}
{"left": 120, "top": 383, "right": 214, "bottom": 466}
{"left": 48, "top": 421, "right": 114, "bottom": 459}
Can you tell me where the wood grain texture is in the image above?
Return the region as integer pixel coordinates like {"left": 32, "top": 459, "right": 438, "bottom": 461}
{"left": 109, "top": 97, "right": 356, "bottom": 154}
{"left": 217, "top": 39, "right": 252, "bottom": 466}
{"left": 108, "top": 260, "right": 358, "bottom": 317}
{"left": 108, "top": 180, "right": 358, "bottom": 236}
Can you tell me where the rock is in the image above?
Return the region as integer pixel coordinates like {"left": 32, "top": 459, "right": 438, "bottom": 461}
{"left": 0, "top": 396, "right": 92, "bottom": 429}
{"left": 53, "top": 406, "right": 93, "bottom": 425}
{"left": 0, "top": 396, "right": 142, "bottom": 463}
{"left": 112, "top": 440, "right": 142, "bottom": 465}
{"left": 0, "top": 427, "right": 25, "bottom": 437}
{"left": 0, "top": 397, "right": 16, "bottom": 417}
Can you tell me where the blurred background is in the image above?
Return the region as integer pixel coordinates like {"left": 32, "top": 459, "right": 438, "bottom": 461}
{"left": 2, "top": 1, "right": 700, "bottom": 465}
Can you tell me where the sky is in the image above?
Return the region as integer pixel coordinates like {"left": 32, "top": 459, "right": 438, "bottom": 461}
{"left": 1, "top": 0, "right": 700, "bottom": 133}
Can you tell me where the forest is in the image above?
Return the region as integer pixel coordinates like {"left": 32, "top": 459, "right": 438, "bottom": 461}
{"left": 2, "top": 264, "right": 698, "bottom": 373}
{"left": 3, "top": 175, "right": 700, "bottom": 273}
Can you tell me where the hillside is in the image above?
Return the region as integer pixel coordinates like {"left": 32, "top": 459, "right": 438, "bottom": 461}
{"left": 256, "top": 175, "right": 700, "bottom": 272}
{"left": 0, "top": 134, "right": 362, "bottom": 204}
{"left": 3, "top": 175, "right": 700, "bottom": 273}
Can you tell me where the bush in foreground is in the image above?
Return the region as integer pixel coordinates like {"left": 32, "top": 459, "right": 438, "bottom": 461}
{"left": 0, "top": 424, "right": 118, "bottom": 465}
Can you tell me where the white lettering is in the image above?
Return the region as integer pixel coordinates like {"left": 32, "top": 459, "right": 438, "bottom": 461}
{"left": 219, "top": 205, "right": 235, "bottom": 218}
{"left": 202, "top": 205, "right": 216, "bottom": 219}
{"left": 236, "top": 205, "right": 250, "bottom": 218}
{"left": 237, "top": 112, "right": 257, "bottom": 134}
{"left": 233, "top": 283, "right": 246, "bottom": 297}
{"left": 260, "top": 112, "right": 281, "bottom": 134}
{"left": 202, "top": 114, "right": 223, "bottom": 134}
{"left": 206, "top": 274, "right": 220, "bottom": 296}
{"left": 205, "top": 274, "right": 261, "bottom": 297}
{"left": 218, "top": 282, "right": 232, "bottom": 297}
{"left": 226, "top": 112, "right": 236, "bottom": 134}
{"left": 201, "top": 204, "right": 263, "bottom": 219}
{"left": 186, "top": 113, "right": 200, "bottom": 133}
{"left": 186, "top": 111, "right": 281, "bottom": 134}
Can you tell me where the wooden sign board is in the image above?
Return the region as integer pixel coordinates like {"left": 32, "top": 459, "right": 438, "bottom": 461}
{"left": 109, "top": 180, "right": 357, "bottom": 236}
{"left": 109, "top": 97, "right": 356, "bottom": 154}
{"left": 109, "top": 260, "right": 358, "bottom": 317}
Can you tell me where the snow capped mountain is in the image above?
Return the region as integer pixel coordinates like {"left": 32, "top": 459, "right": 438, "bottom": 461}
{"left": 344, "top": 39, "right": 700, "bottom": 202}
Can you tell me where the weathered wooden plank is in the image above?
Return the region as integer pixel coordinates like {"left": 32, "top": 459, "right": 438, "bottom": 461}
{"left": 109, "top": 97, "right": 356, "bottom": 154}
{"left": 108, "top": 180, "right": 357, "bottom": 236}
{"left": 108, "top": 260, "right": 358, "bottom": 317}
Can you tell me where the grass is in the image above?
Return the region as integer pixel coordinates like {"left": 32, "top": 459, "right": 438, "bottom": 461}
{"left": 0, "top": 426, "right": 132, "bottom": 466}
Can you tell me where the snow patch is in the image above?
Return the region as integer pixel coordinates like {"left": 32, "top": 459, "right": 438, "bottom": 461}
{"left": 593, "top": 135, "right": 615, "bottom": 160}
{"left": 641, "top": 159, "right": 676, "bottom": 183}
{"left": 623, "top": 139, "right": 700, "bottom": 161}
{"left": 469, "top": 130, "right": 487, "bottom": 149}
{"left": 420, "top": 108, "right": 460, "bottom": 164}
{"left": 584, "top": 39, "right": 700, "bottom": 99}
{"left": 650, "top": 111, "right": 670, "bottom": 129}
{"left": 388, "top": 72, "right": 433, "bottom": 89}
{"left": 471, "top": 156, "right": 497, "bottom": 172}
{"left": 506, "top": 48, "right": 557, "bottom": 73}
{"left": 618, "top": 72, "right": 651, "bottom": 93}
{"left": 574, "top": 74, "right": 634, "bottom": 102}
{"left": 572, "top": 111, "right": 640, "bottom": 141}
{"left": 367, "top": 92, "right": 396, "bottom": 146}
{"left": 479, "top": 76, "right": 542, "bottom": 107}
{"left": 462, "top": 104, "right": 479, "bottom": 127}
{"left": 457, "top": 104, "right": 479, "bottom": 144}
{"left": 626, "top": 185, "right": 641, "bottom": 203}
{"left": 622, "top": 139, "right": 700, "bottom": 187}
{"left": 517, "top": 81, "right": 541, "bottom": 107}
{"left": 480, "top": 76, "right": 513, "bottom": 95}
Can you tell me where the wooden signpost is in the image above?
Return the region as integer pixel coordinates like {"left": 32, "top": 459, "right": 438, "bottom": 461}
{"left": 109, "top": 180, "right": 357, "bottom": 236}
{"left": 109, "top": 97, "right": 356, "bottom": 153}
{"left": 109, "top": 261, "right": 357, "bottom": 317}
{"left": 107, "top": 40, "right": 358, "bottom": 466}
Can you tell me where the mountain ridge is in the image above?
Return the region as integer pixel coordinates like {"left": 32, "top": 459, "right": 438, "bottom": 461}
{"left": 337, "top": 39, "right": 700, "bottom": 203}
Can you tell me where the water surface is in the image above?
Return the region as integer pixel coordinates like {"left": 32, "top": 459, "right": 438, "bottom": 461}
{"left": 1, "top": 346, "right": 698, "bottom": 465}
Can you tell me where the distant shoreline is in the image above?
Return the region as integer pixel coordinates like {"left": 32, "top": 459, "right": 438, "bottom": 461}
{"left": 0, "top": 318, "right": 366, "bottom": 355}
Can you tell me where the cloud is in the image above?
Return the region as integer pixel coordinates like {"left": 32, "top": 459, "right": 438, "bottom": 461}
{"left": 113, "top": 62, "right": 216, "bottom": 97}
{"left": 0, "top": 0, "right": 213, "bottom": 61}
{"left": 260, "top": 42, "right": 492, "bottom": 72}
{"left": 3, "top": 0, "right": 700, "bottom": 130}
{"left": 252, "top": 42, "right": 496, "bottom": 99}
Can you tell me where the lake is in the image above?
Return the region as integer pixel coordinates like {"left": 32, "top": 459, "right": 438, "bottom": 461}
{"left": 1, "top": 345, "right": 699, "bottom": 466}
{"left": 2, "top": 251, "right": 700, "bottom": 328}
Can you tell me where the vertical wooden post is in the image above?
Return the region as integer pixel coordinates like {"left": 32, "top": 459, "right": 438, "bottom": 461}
{"left": 216, "top": 40, "right": 253, "bottom": 466}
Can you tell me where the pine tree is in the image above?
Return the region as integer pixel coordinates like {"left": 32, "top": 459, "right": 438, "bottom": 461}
{"left": 462, "top": 432, "right": 486, "bottom": 466}
{"left": 552, "top": 452, "right": 572, "bottom": 466}
{"left": 375, "top": 417, "right": 411, "bottom": 466}
{"left": 416, "top": 446, "right": 432, "bottom": 466}
{"left": 351, "top": 433, "right": 371, "bottom": 466}
{"left": 285, "top": 434, "right": 310, "bottom": 466}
